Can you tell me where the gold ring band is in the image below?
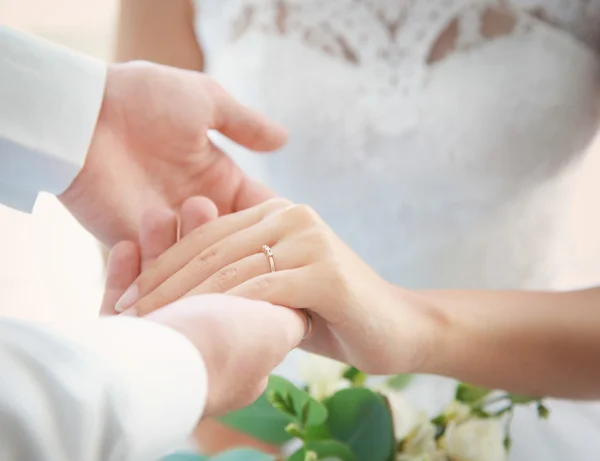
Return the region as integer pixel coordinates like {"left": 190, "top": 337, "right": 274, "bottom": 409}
{"left": 302, "top": 311, "right": 313, "bottom": 341}
{"left": 262, "top": 245, "right": 276, "bottom": 272}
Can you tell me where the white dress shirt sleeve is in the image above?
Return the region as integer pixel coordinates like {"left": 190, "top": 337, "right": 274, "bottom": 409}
{"left": 0, "top": 316, "right": 207, "bottom": 461}
{"left": 0, "top": 25, "right": 106, "bottom": 212}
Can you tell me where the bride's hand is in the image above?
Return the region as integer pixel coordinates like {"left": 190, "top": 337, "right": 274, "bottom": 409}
{"left": 115, "top": 199, "right": 440, "bottom": 374}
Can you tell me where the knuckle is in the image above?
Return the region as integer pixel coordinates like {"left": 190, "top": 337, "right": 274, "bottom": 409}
{"left": 306, "top": 228, "right": 336, "bottom": 260}
{"left": 262, "top": 197, "right": 293, "bottom": 214}
{"left": 188, "top": 228, "right": 206, "bottom": 244}
{"left": 286, "top": 204, "right": 321, "bottom": 228}
{"left": 194, "top": 247, "right": 218, "bottom": 276}
{"left": 214, "top": 265, "right": 238, "bottom": 292}
{"left": 249, "top": 276, "right": 273, "bottom": 295}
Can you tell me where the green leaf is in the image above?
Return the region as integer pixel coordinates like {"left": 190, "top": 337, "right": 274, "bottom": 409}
{"left": 324, "top": 388, "right": 395, "bottom": 461}
{"left": 287, "top": 441, "right": 356, "bottom": 461}
{"left": 455, "top": 383, "right": 491, "bottom": 404}
{"left": 386, "top": 374, "right": 413, "bottom": 390}
{"left": 301, "top": 401, "right": 311, "bottom": 426}
{"left": 303, "top": 421, "right": 331, "bottom": 441}
{"left": 219, "top": 391, "right": 293, "bottom": 444}
{"left": 503, "top": 435, "right": 512, "bottom": 451}
{"left": 209, "top": 448, "right": 275, "bottom": 461}
{"left": 269, "top": 376, "right": 328, "bottom": 427}
{"left": 343, "top": 366, "right": 367, "bottom": 387}
{"left": 536, "top": 402, "right": 550, "bottom": 419}
{"left": 219, "top": 376, "right": 327, "bottom": 445}
{"left": 268, "top": 390, "right": 295, "bottom": 416}
{"left": 162, "top": 453, "right": 208, "bottom": 461}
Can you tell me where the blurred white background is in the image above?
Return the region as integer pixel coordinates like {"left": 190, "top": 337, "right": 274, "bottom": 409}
{"left": 0, "top": 0, "right": 118, "bottom": 324}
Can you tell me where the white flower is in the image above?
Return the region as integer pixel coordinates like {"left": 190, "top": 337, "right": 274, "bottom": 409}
{"left": 399, "top": 413, "right": 446, "bottom": 461}
{"left": 376, "top": 386, "right": 420, "bottom": 440}
{"left": 442, "top": 401, "right": 472, "bottom": 424}
{"left": 299, "top": 353, "right": 349, "bottom": 400}
{"left": 439, "top": 418, "right": 507, "bottom": 461}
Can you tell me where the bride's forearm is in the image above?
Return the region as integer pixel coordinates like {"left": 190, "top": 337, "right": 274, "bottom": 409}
{"left": 409, "top": 287, "right": 600, "bottom": 399}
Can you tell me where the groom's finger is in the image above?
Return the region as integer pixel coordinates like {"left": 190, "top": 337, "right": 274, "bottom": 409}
{"left": 108, "top": 200, "right": 217, "bottom": 315}
{"left": 233, "top": 176, "right": 276, "bottom": 212}
{"left": 99, "top": 241, "right": 140, "bottom": 316}
{"left": 207, "top": 77, "right": 288, "bottom": 152}
{"left": 180, "top": 196, "right": 219, "bottom": 237}
{"left": 140, "top": 208, "right": 178, "bottom": 271}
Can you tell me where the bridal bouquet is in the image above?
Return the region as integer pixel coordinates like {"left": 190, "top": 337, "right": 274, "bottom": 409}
{"left": 166, "top": 355, "right": 549, "bottom": 461}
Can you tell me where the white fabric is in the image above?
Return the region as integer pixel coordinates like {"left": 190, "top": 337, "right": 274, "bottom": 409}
{"left": 0, "top": 25, "right": 105, "bottom": 211}
{"left": 0, "top": 26, "right": 209, "bottom": 460}
{"left": 193, "top": 1, "right": 600, "bottom": 460}
{"left": 0, "top": 316, "right": 207, "bottom": 461}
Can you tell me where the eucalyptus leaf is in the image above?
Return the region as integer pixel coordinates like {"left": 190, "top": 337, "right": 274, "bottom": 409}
{"left": 303, "top": 421, "right": 331, "bottom": 441}
{"left": 219, "top": 389, "right": 293, "bottom": 444}
{"left": 209, "top": 448, "right": 275, "bottom": 461}
{"left": 324, "top": 388, "right": 394, "bottom": 461}
{"left": 220, "top": 376, "right": 327, "bottom": 445}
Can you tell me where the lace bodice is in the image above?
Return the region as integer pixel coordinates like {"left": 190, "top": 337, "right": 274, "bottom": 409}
{"left": 196, "top": 0, "right": 600, "bottom": 133}
{"left": 192, "top": 2, "right": 600, "bottom": 461}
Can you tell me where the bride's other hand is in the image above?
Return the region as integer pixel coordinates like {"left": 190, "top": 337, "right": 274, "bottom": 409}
{"left": 116, "top": 199, "right": 442, "bottom": 375}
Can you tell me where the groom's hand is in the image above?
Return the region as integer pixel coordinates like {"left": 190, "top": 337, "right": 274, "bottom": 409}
{"left": 100, "top": 198, "right": 308, "bottom": 417}
{"left": 146, "top": 295, "right": 308, "bottom": 417}
{"left": 59, "top": 61, "right": 285, "bottom": 246}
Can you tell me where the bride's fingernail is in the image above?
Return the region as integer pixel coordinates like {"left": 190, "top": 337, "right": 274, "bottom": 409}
{"left": 115, "top": 285, "right": 139, "bottom": 313}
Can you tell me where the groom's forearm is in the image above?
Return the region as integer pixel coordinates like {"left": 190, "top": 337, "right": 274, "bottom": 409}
{"left": 418, "top": 287, "right": 600, "bottom": 399}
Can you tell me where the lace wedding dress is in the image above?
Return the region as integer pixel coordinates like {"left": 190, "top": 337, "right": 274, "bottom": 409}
{"left": 193, "top": 0, "right": 600, "bottom": 459}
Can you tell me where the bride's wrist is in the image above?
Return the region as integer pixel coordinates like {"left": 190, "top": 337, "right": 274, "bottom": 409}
{"left": 411, "top": 290, "right": 483, "bottom": 380}
{"left": 389, "top": 287, "right": 473, "bottom": 378}
{"left": 381, "top": 285, "right": 455, "bottom": 375}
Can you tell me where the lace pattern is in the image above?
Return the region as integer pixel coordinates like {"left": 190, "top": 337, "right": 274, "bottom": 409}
{"left": 195, "top": 0, "right": 599, "bottom": 132}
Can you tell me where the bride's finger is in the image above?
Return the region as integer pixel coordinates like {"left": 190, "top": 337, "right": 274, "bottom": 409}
{"left": 130, "top": 214, "right": 307, "bottom": 317}
{"left": 225, "top": 267, "right": 335, "bottom": 319}
{"left": 185, "top": 238, "right": 307, "bottom": 297}
{"left": 114, "top": 198, "right": 291, "bottom": 313}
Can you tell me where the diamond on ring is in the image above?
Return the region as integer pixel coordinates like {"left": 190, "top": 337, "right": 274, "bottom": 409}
{"left": 262, "top": 245, "right": 276, "bottom": 272}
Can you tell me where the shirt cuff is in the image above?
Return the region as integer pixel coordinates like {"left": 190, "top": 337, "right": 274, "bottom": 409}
{"left": 53, "top": 316, "right": 207, "bottom": 460}
{"left": 0, "top": 26, "right": 106, "bottom": 200}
